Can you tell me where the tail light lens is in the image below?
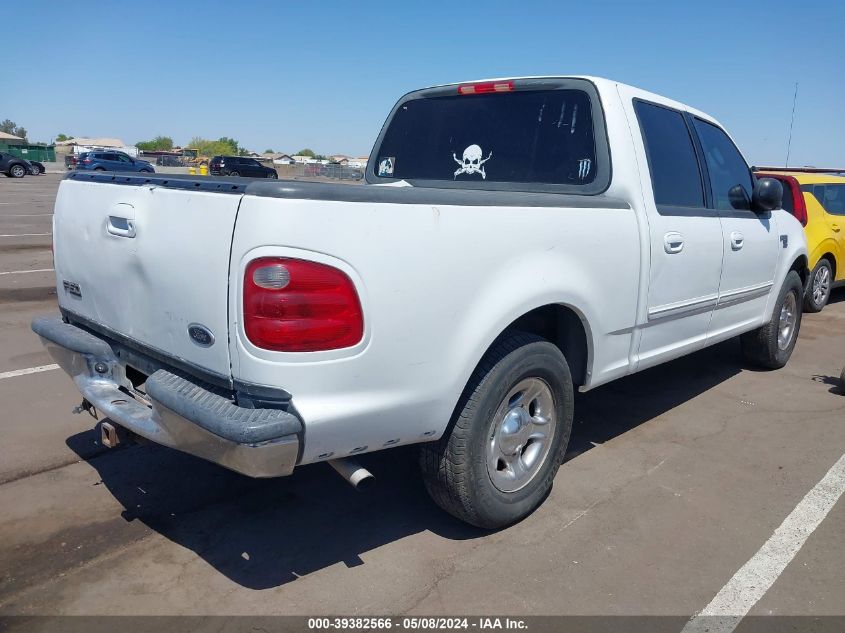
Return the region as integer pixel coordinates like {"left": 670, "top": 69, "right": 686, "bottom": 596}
{"left": 243, "top": 257, "right": 364, "bottom": 352}
{"left": 778, "top": 175, "right": 807, "bottom": 226}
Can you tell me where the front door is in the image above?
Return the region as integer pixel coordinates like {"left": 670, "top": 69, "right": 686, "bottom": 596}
{"left": 631, "top": 99, "right": 724, "bottom": 369}
{"left": 691, "top": 118, "right": 779, "bottom": 342}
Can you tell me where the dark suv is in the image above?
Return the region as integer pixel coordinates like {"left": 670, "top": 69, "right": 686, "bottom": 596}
{"left": 74, "top": 151, "right": 155, "bottom": 173}
{"left": 209, "top": 156, "right": 277, "bottom": 178}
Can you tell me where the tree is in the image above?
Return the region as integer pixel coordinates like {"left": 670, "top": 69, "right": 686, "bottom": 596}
{"left": 55, "top": 133, "right": 71, "bottom": 143}
{"left": 188, "top": 136, "right": 240, "bottom": 157}
{"left": 136, "top": 135, "right": 174, "bottom": 151}
{"left": 264, "top": 148, "right": 274, "bottom": 154}
{"left": 297, "top": 148, "right": 316, "bottom": 158}
{"left": 0, "top": 119, "right": 27, "bottom": 140}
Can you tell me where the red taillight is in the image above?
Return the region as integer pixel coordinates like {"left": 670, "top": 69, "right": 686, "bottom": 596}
{"left": 243, "top": 257, "right": 363, "bottom": 352}
{"left": 82, "top": 158, "right": 92, "bottom": 164}
{"left": 457, "top": 80, "right": 514, "bottom": 95}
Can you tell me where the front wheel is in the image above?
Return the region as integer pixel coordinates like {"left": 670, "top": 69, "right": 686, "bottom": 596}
{"left": 9, "top": 164, "right": 26, "bottom": 178}
{"left": 229, "top": 171, "right": 240, "bottom": 177}
{"left": 420, "top": 332, "right": 573, "bottom": 529}
{"left": 741, "top": 271, "right": 803, "bottom": 369}
{"left": 804, "top": 259, "right": 832, "bottom": 313}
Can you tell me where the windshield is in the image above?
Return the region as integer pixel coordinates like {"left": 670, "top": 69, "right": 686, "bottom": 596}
{"left": 373, "top": 88, "right": 598, "bottom": 187}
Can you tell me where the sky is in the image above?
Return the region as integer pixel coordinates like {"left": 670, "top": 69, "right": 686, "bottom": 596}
{"left": 4, "top": 0, "right": 844, "bottom": 166}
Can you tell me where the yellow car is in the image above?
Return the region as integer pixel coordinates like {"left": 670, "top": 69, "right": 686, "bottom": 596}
{"left": 756, "top": 169, "right": 845, "bottom": 312}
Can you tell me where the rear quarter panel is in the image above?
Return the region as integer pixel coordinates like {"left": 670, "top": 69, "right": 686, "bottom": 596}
{"left": 228, "top": 196, "right": 640, "bottom": 464}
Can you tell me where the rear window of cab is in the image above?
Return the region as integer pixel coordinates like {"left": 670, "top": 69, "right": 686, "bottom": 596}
{"left": 368, "top": 79, "right": 611, "bottom": 194}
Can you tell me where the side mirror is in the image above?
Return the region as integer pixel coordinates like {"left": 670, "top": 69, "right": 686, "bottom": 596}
{"left": 752, "top": 177, "right": 783, "bottom": 212}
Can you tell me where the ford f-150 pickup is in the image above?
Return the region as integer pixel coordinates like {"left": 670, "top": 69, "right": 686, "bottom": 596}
{"left": 33, "top": 77, "right": 807, "bottom": 528}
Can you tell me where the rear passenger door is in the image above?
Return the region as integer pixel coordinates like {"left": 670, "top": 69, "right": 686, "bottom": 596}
{"left": 633, "top": 100, "right": 724, "bottom": 368}
{"left": 691, "top": 118, "right": 779, "bottom": 342}
{"left": 101, "top": 153, "right": 119, "bottom": 170}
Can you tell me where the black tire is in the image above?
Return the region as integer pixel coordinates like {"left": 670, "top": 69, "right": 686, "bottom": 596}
{"left": 741, "top": 271, "right": 803, "bottom": 369}
{"left": 37, "top": 162, "right": 46, "bottom": 174}
{"left": 268, "top": 171, "right": 278, "bottom": 179}
{"left": 9, "top": 163, "right": 26, "bottom": 178}
{"left": 420, "top": 332, "right": 574, "bottom": 529}
{"left": 139, "top": 168, "right": 152, "bottom": 173}
{"left": 229, "top": 171, "right": 240, "bottom": 177}
{"left": 94, "top": 167, "right": 106, "bottom": 171}
{"left": 803, "top": 258, "right": 833, "bottom": 313}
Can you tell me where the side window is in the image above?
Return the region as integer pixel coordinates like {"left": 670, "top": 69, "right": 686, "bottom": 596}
{"left": 693, "top": 119, "right": 754, "bottom": 211}
{"left": 821, "top": 184, "right": 845, "bottom": 215}
{"left": 635, "top": 101, "right": 704, "bottom": 208}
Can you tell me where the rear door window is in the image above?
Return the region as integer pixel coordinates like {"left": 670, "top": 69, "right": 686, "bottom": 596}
{"left": 813, "top": 184, "right": 845, "bottom": 215}
{"left": 635, "top": 100, "right": 704, "bottom": 209}
{"left": 370, "top": 81, "right": 609, "bottom": 193}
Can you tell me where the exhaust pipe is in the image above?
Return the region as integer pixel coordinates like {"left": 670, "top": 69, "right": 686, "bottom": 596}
{"left": 329, "top": 458, "right": 375, "bottom": 491}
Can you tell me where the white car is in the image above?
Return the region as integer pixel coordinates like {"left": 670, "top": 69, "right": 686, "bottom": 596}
{"left": 34, "top": 76, "right": 807, "bottom": 528}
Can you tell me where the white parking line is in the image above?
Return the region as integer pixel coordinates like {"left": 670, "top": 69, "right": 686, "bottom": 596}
{"left": 681, "top": 452, "right": 845, "bottom": 633}
{"left": 0, "top": 364, "right": 59, "bottom": 380}
{"left": 0, "top": 233, "right": 52, "bottom": 238}
{"left": 0, "top": 268, "right": 54, "bottom": 276}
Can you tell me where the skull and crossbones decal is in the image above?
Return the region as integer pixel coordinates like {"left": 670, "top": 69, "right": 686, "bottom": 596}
{"left": 453, "top": 144, "right": 493, "bottom": 179}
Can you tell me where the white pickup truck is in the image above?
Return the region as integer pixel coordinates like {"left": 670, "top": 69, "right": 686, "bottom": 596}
{"left": 34, "top": 77, "right": 807, "bottom": 528}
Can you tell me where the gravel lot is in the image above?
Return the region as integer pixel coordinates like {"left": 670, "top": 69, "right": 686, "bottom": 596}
{"left": 0, "top": 175, "right": 843, "bottom": 628}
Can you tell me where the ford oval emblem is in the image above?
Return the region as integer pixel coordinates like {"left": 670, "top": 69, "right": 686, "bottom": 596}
{"left": 188, "top": 323, "right": 215, "bottom": 347}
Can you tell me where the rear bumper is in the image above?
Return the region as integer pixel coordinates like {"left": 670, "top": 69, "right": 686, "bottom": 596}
{"left": 31, "top": 315, "right": 302, "bottom": 478}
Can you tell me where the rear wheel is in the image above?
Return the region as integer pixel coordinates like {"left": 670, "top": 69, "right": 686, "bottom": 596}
{"left": 9, "top": 164, "right": 26, "bottom": 178}
{"left": 94, "top": 167, "right": 105, "bottom": 171}
{"left": 420, "top": 332, "right": 573, "bottom": 529}
{"left": 803, "top": 259, "right": 832, "bottom": 313}
{"left": 741, "top": 271, "right": 803, "bottom": 369}
{"left": 229, "top": 171, "right": 240, "bottom": 177}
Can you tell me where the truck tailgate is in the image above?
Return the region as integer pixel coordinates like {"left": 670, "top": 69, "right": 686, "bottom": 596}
{"left": 53, "top": 177, "right": 243, "bottom": 381}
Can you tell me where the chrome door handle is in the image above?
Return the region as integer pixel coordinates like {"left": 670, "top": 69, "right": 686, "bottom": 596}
{"left": 664, "top": 232, "right": 684, "bottom": 254}
{"left": 730, "top": 231, "right": 744, "bottom": 250}
{"left": 107, "top": 216, "right": 136, "bottom": 238}
{"left": 833, "top": 224, "right": 841, "bottom": 233}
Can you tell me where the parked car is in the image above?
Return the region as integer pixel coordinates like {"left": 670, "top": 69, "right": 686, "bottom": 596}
{"left": 75, "top": 151, "right": 155, "bottom": 173}
{"left": 755, "top": 170, "right": 845, "bottom": 312}
{"left": 33, "top": 76, "right": 806, "bottom": 529}
{"left": 27, "top": 160, "right": 46, "bottom": 175}
{"left": 209, "top": 156, "right": 278, "bottom": 178}
{"left": 0, "top": 151, "right": 30, "bottom": 178}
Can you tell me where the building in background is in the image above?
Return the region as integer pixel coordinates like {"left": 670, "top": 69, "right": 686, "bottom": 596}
{"left": 55, "top": 137, "right": 138, "bottom": 157}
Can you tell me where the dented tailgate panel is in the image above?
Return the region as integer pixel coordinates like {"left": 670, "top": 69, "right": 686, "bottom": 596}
{"left": 53, "top": 178, "right": 243, "bottom": 380}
